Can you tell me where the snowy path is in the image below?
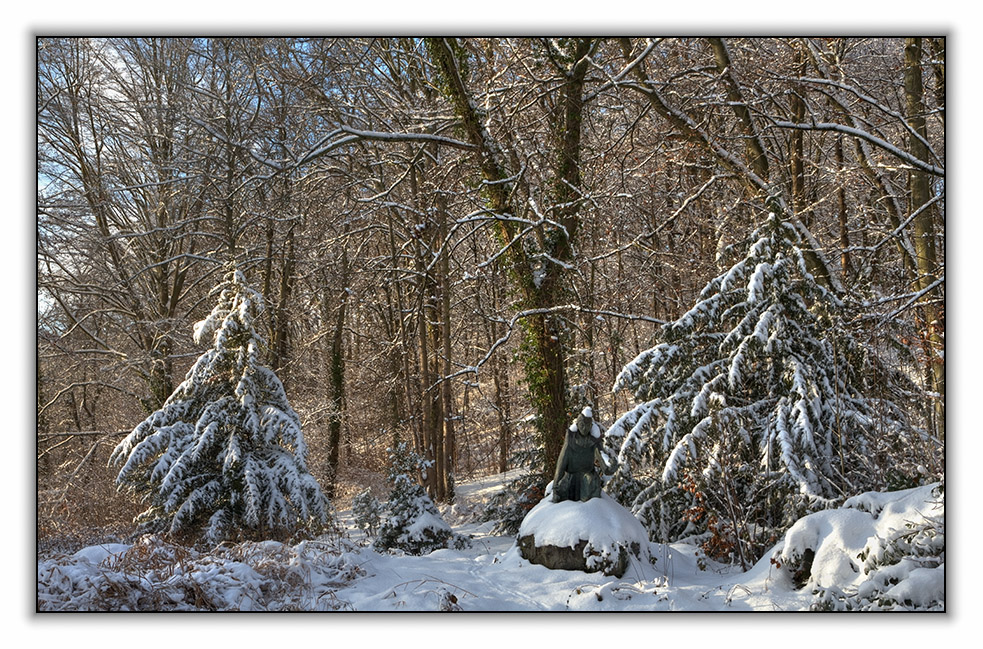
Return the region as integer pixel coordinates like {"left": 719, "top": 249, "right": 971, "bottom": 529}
{"left": 328, "top": 516, "right": 813, "bottom": 612}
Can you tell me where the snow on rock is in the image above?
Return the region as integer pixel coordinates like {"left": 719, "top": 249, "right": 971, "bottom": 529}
{"left": 774, "top": 508, "right": 873, "bottom": 588}
{"left": 518, "top": 488, "right": 649, "bottom": 551}
{"left": 517, "top": 487, "right": 650, "bottom": 577}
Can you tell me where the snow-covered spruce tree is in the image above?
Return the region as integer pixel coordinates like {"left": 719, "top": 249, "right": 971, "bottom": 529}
{"left": 110, "top": 266, "right": 329, "bottom": 544}
{"left": 374, "top": 440, "right": 469, "bottom": 555}
{"left": 351, "top": 488, "right": 382, "bottom": 539}
{"left": 605, "top": 211, "right": 912, "bottom": 560}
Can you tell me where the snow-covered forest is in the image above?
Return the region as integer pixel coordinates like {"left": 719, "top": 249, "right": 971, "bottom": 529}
{"left": 35, "top": 31, "right": 949, "bottom": 625}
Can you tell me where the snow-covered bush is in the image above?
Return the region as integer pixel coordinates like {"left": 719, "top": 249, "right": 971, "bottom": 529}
{"left": 351, "top": 488, "right": 382, "bottom": 538}
{"left": 110, "top": 266, "right": 330, "bottom": 545}
{"left": 811, "top": 482, "right": 944, "bottom": 611}
{"left": 374, "top": 441, "right": 469, "bottom": 555}
{"left": 605, "top": 211, "right": 914, "bottom": 560}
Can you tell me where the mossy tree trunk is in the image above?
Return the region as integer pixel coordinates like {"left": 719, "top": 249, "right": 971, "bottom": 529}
{"left": 426, "top": 38, "right": 595, "bottom": 476}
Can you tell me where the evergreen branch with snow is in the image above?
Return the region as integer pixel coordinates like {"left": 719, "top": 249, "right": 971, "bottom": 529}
{"left": 604, "top": 211, "right": 916, "bottom": 556}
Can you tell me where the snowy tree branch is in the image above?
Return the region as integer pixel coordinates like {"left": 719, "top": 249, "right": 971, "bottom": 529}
{"left": 771, "top": 120, "right": 944, "bottom": 177}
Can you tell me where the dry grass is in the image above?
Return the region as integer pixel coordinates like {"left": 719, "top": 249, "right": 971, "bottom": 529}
{"left": 38, "top": 533, "right": 364, "bottom": 611}
{"left": 38, "top": 433, "right": 142, "bottom": 557}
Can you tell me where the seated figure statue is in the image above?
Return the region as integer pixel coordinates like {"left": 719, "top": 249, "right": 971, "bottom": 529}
{"left": 551, "top": 407, "right": 616, "bottom": 502}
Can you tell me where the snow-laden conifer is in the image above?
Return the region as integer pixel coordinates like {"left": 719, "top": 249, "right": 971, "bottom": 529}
{"left": 374, "top": 441, "right": 469, "bottom": 555}
{"left": 110, "top": 266, "right": 329, "bottom": 544}
{"left": 605, "top": 212, "right": 912, "bottom": 557}
{"left": 351, "top": 488, "right": 382, "bottom": 539}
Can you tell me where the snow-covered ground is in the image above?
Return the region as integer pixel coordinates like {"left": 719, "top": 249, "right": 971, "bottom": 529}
{"left": 38, "top": 473, "right": 943, "bottom": 617}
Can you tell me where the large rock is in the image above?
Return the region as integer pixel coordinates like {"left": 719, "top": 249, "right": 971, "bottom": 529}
{"left": 517, "top": 488, "right": 649, "bottom": 578}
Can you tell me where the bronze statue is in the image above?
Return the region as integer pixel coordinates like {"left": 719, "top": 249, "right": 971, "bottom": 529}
{"left": 551, "top": 407, "right": 616, "bottom": 502}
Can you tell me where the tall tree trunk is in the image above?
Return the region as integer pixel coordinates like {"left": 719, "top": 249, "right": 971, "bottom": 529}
{"left": 37, "top": 350, "right": 49, "bottom": 437}
{"left": 708, "top": 38, "right": 770, "bottom": 182}
{"left": 272, "top": 221, "right": 296, "bottom": 376}
{"left": 479, "top": 264, "right": 513, "bottom": 474}
{"left": 325, "top": 251, "right": 348, "bottom": 500}
{"left": 904, "top": 37, "right": 944, "bottom": 439}
{"left": 494, "top": 359, "right": 513, "bottom": 474}
{"left": 929, "top": 38, "right": 945, "bottom": 125}
{"left": 380, "top": 200, "right": 416, "bottom": 442}
{"left": 789, "top": 61, "right": 807, "bottom": 219}
{"left": 262, "top": 208, "right": 275, "bottom": 317}
{"left": 836, "top": 137, "right": 853, "bottom": 279}
{"left": 412, "top": 199, "right": 442, "bottom": 499}
{"left": 438, "top": 193, "right": 456, "bottom": 501}
{"left": 147, "top": 337, "right": 174, "bottom": 412}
